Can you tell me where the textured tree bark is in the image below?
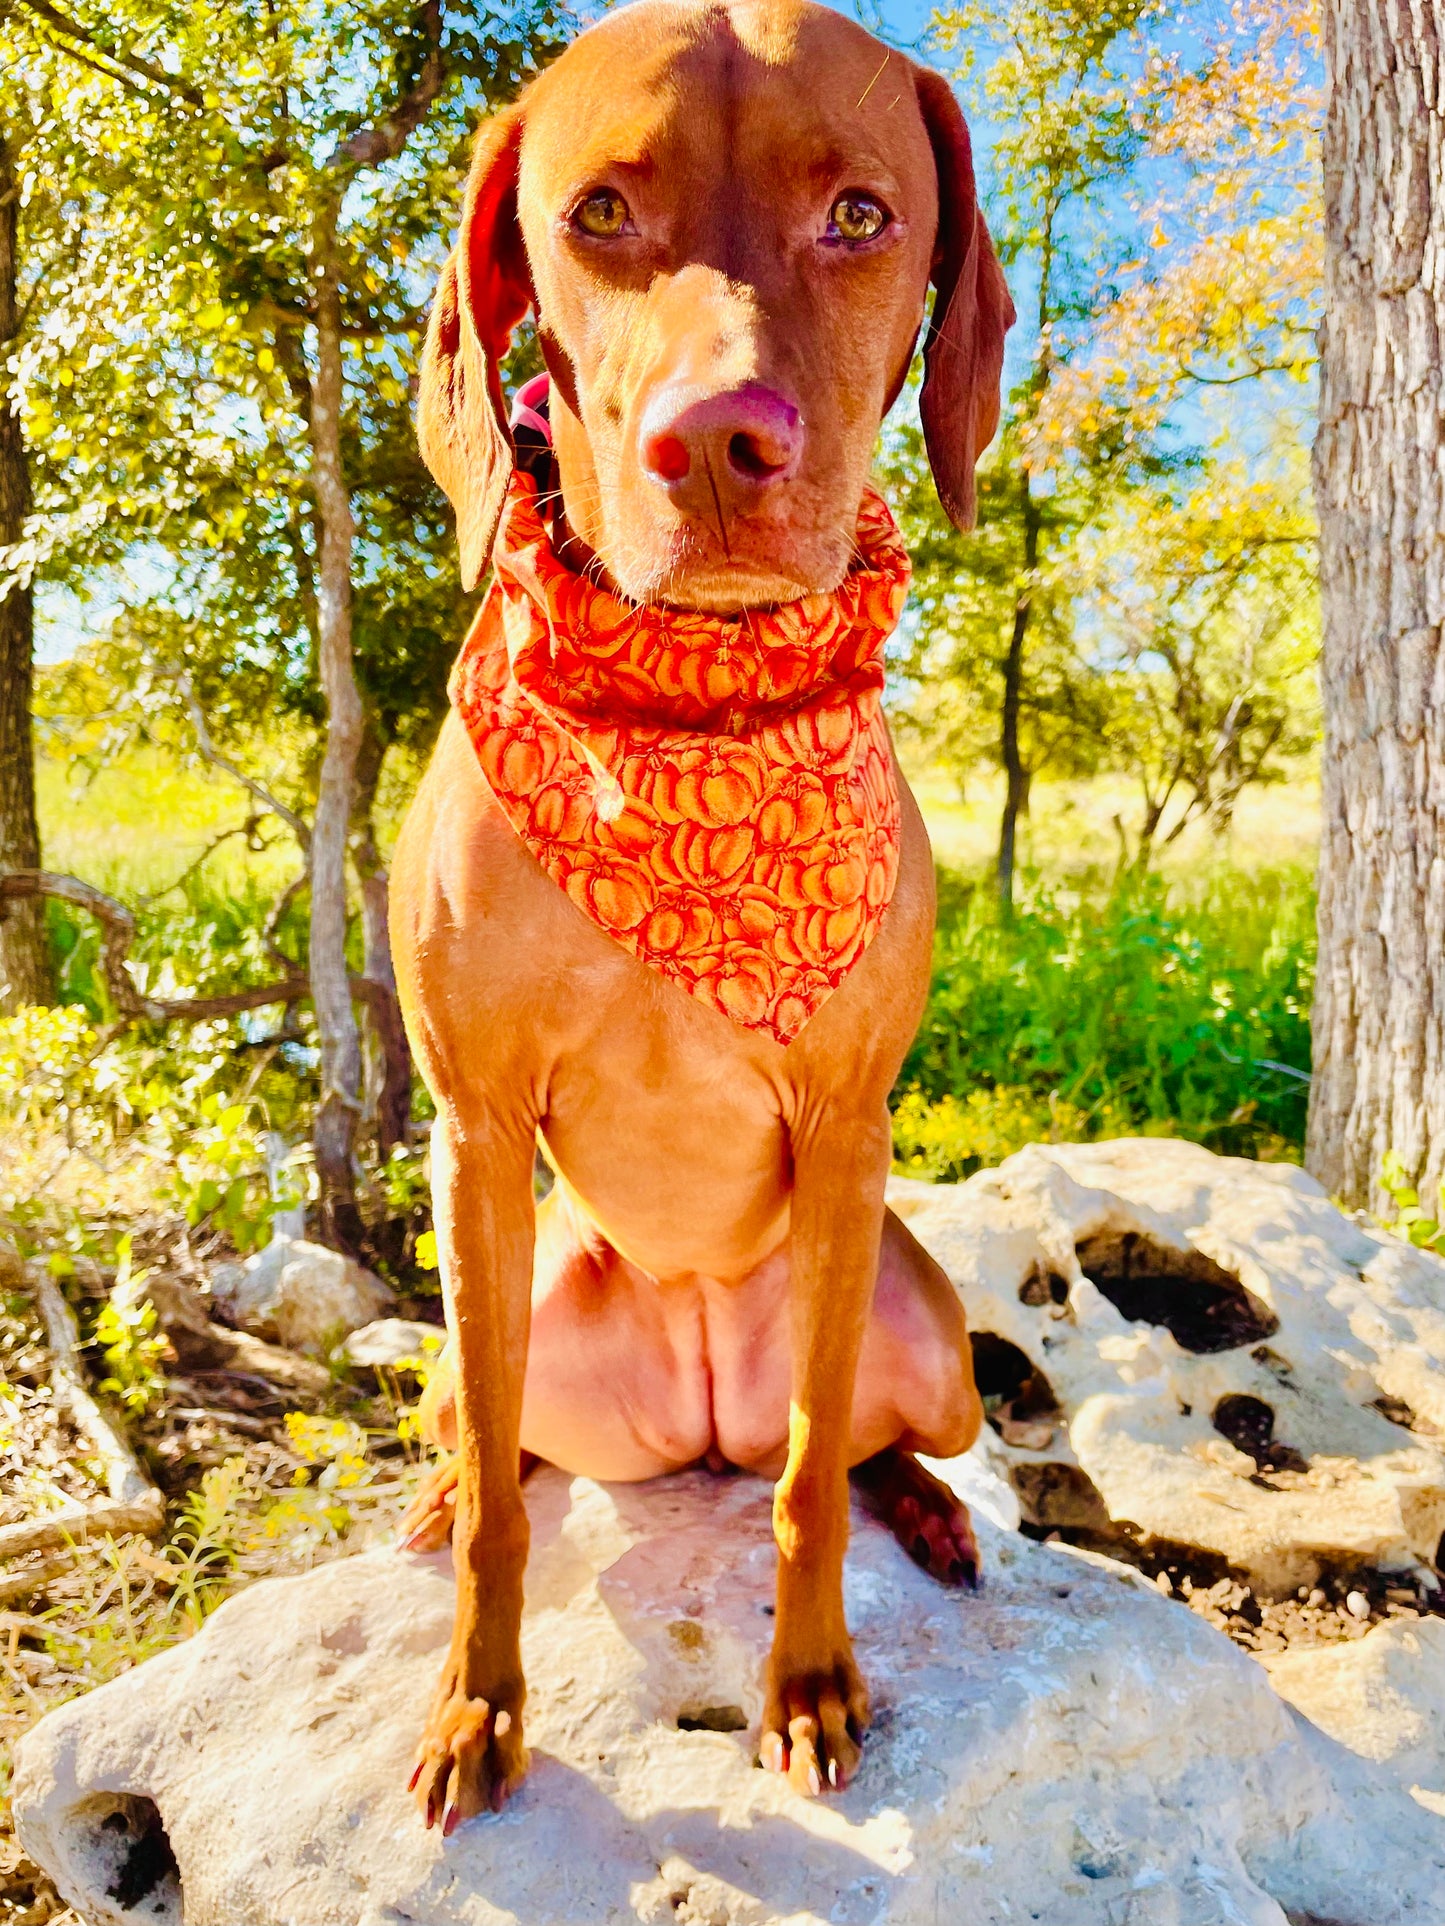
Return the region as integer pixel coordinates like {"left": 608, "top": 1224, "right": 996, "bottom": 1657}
{"left": 0, "top": 130, "right": 51, "bottom": 1009}
{"left": 351, "top": 721, "right": 411, "bottom": 1159}
{"left": 307, "top": 201, "right": 367, "bottom": 1254}
{"left": 996, "top": 474, "right": 1039, "bottom": 914}
{"left": 1308, "top": 0, "right": 1445, "bottom": 1211}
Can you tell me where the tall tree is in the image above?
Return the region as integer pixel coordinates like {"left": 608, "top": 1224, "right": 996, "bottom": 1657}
{"left": 1307, "top": 0, "right": 1445, "bottom": 1211}
{"left": 0, "top": 122, "right": 50, "bottom": 1008}
{"left": 919, "top": 0, "right": 1168, "bottom": 908}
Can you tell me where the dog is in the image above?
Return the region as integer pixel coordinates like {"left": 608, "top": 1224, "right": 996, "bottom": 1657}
{"left": 390, "top": 0, "right": 1013, "bottom": 1832}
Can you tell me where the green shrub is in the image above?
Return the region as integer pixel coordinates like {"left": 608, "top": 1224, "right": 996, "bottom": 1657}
{"left": 891, "top": 1085, "right": 1118, "bottom": 1183}
{"left": 897, "top": 864, "right": 1314, "bottom": 1166}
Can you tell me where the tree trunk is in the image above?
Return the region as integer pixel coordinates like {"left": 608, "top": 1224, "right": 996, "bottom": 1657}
{"left": 1307, "top": 0, "right": 1445, "bottom": 1212}
{"left": 996, "top": 472, "right": 1039, "bottom": 913}
{"left": 0, "top": 131, "right": 51, "bottom": 1010}
{"left": 307, "top": 202, "right": 367, "bottom": 1253}
{"left": 351, "top": 721, "right": 411, "bottom": 1160}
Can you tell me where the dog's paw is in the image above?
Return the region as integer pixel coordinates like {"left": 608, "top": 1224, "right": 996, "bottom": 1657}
{"left": 892, "top": 1484, "right": 980, "bottom": 1588}
{"left": 854, "top": 1448, "right": 981, "bottom": 1588}
{"left": 409, "top": 1665, "right": 528, "bottom": 1833}
{"left": 399, "top": 1456, "right": 459, "bottom": 1553}
{"left": 759, "top": 1655, "right": 870, "bottom": 1796}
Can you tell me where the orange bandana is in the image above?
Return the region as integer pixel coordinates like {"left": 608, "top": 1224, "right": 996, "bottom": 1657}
{"left": 450, "top": 470, "right": 910, "bottom": 1046}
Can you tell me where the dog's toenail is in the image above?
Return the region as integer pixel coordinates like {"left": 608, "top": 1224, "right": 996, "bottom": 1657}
{"left": 911, "top": 1533, "right": 931, "bottom": 1567}
{"left": 442, "top": 1800, "right": 460, "bottom": 1836}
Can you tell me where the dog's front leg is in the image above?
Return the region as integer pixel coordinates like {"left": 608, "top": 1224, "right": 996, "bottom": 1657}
{"left": 410, "top": 1104, "right": 535, "bottom": 1831}
{"left": 761, "top": 1103, "right": 890, "bottom": 1796}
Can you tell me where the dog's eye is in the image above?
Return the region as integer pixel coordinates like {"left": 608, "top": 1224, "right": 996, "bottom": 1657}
{"left": 827, "top": 193, "right": 890, "bottom": 245}
{"left": 573, "top": 188, "right": 632, "bottom": 238}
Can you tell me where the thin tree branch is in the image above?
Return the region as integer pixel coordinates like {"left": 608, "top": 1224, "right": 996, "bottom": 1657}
{"left": 136, "top": 821, "right": 258, "bottom": 908}
{"left": 15, "top": 21, "right": 149, "bottom": 96}
{"left": 0, "top": 871, "right": 309, "bottom": 1022}
{"left": 172, "top": 667, "right": 312, "bottom": 854}
{"left": 250, "top": 294, "right": 428, "bottom": 338}
{"left": 327, "top": 0, "right": 444, "bottom": 169}
{"left": 263, "top": 870, "right": 309, "bottom": 972}
{"left": 1177, "top": 357, "right": 1302, "bottom": 390}
{"left": 15, "top": 0, "right": 206, "bottom": 105}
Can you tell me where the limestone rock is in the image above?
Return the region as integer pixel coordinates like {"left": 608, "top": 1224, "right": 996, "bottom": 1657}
{"left": 889, "top": 1139, "right": 1445, "bottom": 1591}
{"left": 344, "top": 1317, "right": 445, "bottom": 1370}
{"left": 1264, "top": 1616, "right": 1445, "bottom": 1816}
{"left": 14, "top": 1464, "right": 1445, "bottom": 1925}
{"left": 210, "top": 1237, "right": 393, "bottom": 1355}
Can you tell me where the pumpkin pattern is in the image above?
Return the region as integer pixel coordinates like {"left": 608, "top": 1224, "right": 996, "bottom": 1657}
{"left": 450, "top": 469, "right": 911, "bottom": 1046}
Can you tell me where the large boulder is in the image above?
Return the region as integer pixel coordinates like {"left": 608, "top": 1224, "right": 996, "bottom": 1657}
{"left": 1265, "top": 1616, "right": 1445, "bottom": 1818}
{"left": 890, "top": 1139, "right": 1445, "bottom": 1592}
{"left": 210, "top": 1237, "right": 394, "bottom": 1355}
{"left": 13, "top": 1462, "right": 1445, "bottom": 1925}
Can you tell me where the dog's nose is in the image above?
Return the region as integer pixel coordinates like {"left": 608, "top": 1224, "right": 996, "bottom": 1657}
{"left": 640, "top": 383, "right": 803, "bottom": 510}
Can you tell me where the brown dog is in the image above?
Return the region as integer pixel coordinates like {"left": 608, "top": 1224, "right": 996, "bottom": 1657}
{"left": 390, "top": 0, "right": 1013, "bottom": 1831}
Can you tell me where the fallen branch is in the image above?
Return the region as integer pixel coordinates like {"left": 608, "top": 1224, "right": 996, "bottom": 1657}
{"left": 31, "top": 1265, "right": 165, "bottom": 1535}
{"left": 0, "top": 871, "right": 309, "bottom": 1023}
{"left": 0, "top": 1554, "right": 76, "bottom": 1608}
{"left": 0, "top": 1500, "right": 165, "bottom": 1563}
{"left": 166, "top": 1326, "right": 332, "bottom": 1400}
{"left": 0, "top": 1266, "right": 165, "bottom": 1566}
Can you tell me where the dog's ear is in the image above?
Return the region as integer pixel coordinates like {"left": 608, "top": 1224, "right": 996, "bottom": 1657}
{"left": 914, "top": 69, "right": 1015, "bottom": 531}
{"left": 417, "top": 105, "right": 533, "bottom": 589}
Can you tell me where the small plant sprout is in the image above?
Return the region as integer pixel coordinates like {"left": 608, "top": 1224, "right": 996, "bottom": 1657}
{"left": 1379, "top": 1151, "right": 1445, "bottom": 1257}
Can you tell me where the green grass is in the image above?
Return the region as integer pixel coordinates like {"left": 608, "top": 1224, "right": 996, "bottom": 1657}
{"left": 38, "top": 744, "right": 297, "bottom": 903}
{"left": 908, "top": 764, "right": 1322, "bottom": 883}
{"left": 898, "top": 863, "right": 1315, "bottom": 1173}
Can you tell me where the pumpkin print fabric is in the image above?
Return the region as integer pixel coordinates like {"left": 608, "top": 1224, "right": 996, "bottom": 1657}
{"left": 450, "top": 468, "right": 911, "bottom": 1047}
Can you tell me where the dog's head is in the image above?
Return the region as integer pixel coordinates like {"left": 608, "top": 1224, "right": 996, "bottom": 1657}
{"left": 419, "top": 0, "right": 1014, "bottom": 611}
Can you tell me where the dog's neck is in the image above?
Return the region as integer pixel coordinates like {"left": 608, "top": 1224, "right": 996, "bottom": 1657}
{"left": 451, "top": 462, "right": 912, "bottom": 1043}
